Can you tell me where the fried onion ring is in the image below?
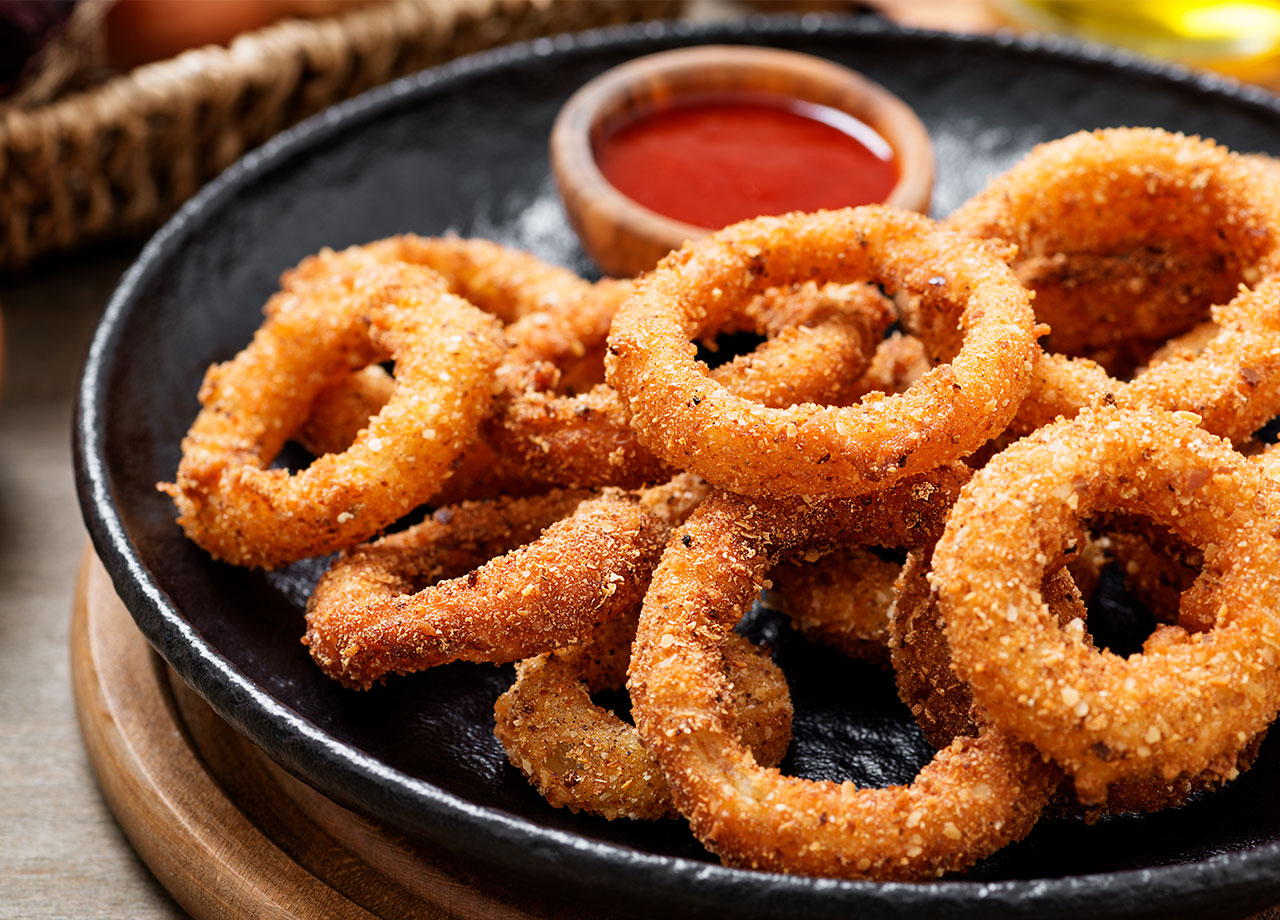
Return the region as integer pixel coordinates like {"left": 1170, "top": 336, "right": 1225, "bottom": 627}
{"left": 704, "top": 281, "right": 896, "bottom": 408}
{"left": 488, "top": 280, "right": 893, "bottom": 489}
{"left": 606, "top": 206, "right": 1038, "bottom": 498}
{"left": 296, "top": 242, "right": 893, "bottom": 491}
{"left": 933, "top": 406, "right": 1280, "bottom": 804}
{"left": 892, "top": 545, "right": 1263, "bottom": 815}
{"left": 305, "top": 487, "right": 668, "bottom": 689}
{"left": 949, "top": 129, "right": 1280, "bottom": 441}
{"left": 1145, "top": 321, "right": 1220, "bottom": 367}
{"left": 493, "top": 611, "right": 791, "bottom": 821}
{"left": 296, "top": 364, "right": 396, "bottom": 458}
{"left": 893, "top": 547, "right": 1090, "bottom": 749}
{"left": 948, "top": 127, "right": 1280, "bottom": 367}
{"left": 305, "top": 475, "right": 707, "bottom": 689}
{"left": 321, "top": 233, "right": 631, "bottom": 377}
{"left": 291, "top": 235, "right": 630, "bottom": 461}
{"left": 628, "top": 466, "right": 1057, "bottom": 880}
{"left": 160, "top": 257, "right": 505, "bottom": 568}
{"left": 298, "top": 366, "right": 550, "bottom": 501}
{"left": 303, "top": 275, "right": 894, "bottom": 491}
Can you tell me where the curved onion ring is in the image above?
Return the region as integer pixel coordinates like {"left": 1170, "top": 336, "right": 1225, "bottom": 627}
{"left": 628, "top": 467, "right": 1058, "bottom": 881}
{"left": 949, "top": 129, "right": 1280, "bottom": 441}
{"left": 894, "top": 544, "right": 1266, "bottom": 814}
{"left": 298, "top": 366, "right": 551, "bottom": 501}
{"left": 933, "top": 406, "right": 1280, "bottom": 803}
{"left": 305, "top": 477, "right": 705, "bottom": 689}
{"left": 282, "top": 234, "right": 630, "bottom": 377}
{"left": 1012, "top": 283, "right": 1280, "bottom": 441}
{"left": 487, "top": 280, "right": 893, "bottom": 489}
{"left": 494, "top": 612, "right": 791, "bottom": 821}
{"left": 948, "top": 128, "right": 1280, "bottom": 368}
{"left": 160, "top": 257, "right": 505, "bottom": 569}
{"left": 297, "top": 247, "right": 893, "bottom": 491}
{"left": 292, "top": 235, "right": 631, "bottom": 460}
{"left": 887, "top": 548, "right": 1058, "bottom": 752}
{"left": 606, "top": 206, "right": 1038, "bottom": 498}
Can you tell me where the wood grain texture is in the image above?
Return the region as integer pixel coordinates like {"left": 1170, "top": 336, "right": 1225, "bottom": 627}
{"left": 0, "top": 245, "right": 188, "bottom": 920}
{"left": 169, "top": 673, "right": 600, "bottom": 920}
{"left": 71, "top": 548, "right": 623, "bottom": 920}
{"left": 72, "top": 549, "right": 383, "bottom": 920}
{"left": 70, "top": 541, "right": 1280, "bottom": 920}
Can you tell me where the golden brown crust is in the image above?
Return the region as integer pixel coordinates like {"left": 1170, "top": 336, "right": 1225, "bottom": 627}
{"left": 297, "top": 364, "right": 396, "bottom": 458}
{"left": 890, "top": 548, "right": 983, "bottom": 751}
{"left": 1255, "top": 440, "right": 1280, "bottom": 484}
{"left": 485, "top": 281, "right": 895, "bottom": 490}
{"left": 494, "top": 618, "right": 791, "bottom": 821}
{"left": 159, "top": 254, "right": 505, "bottom": 569}
{"left": 1145, "top": 321, "right": 1220, "bottom": 366}
{"left": 891, "top": 549, "right": 1089, "bottom": 749}
{"left": 304, "top": 488, "right": 668, "bottom": 689}
{"left": 481, "top": 383, "right": 675, "bottom": 490}
{"left": 297, "top": 244, "right": 895, "bottom": 493}
{"left": 933, "top": 406, "right": 1280, "bottom": 804}
{"left": 628, "top": 467, "right": 1057, "bottom": 881}
{"left": 707, "top": 281, "right": 895, "bottom": 408}
{"left": 606, "top": 206, "right": 1037, "bottom": 498}
{"left": 364, "top": 234, "right": 629, "bottom": 374}
{"left": 769, "top": 548, "right": 900, "bottom": 663}
{"left": 290, "top": 236, "right": 631, "bottom": 475}
{"left": 892, "top": 539, "right": 1265, "bottom": 816}
{"left": 839, "top": 331, "right": 931, "bottom": 405}
{"left": 950, "top": 128, "right": 1280, "bottom": 442}
{"left": 948, "top": 128, "right": 1280, "bottom": 363}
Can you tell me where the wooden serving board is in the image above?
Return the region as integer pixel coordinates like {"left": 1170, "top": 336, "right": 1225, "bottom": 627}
{"left": 70, "top": 546, "right": 1280, "bottom": 920}
{"left": 69, "top": 547, "right": 616, "bottom": 920}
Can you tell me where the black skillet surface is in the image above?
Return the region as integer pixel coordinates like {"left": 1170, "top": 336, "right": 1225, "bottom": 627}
{"left": 76, "top": 16, "right": 1280, "bottom": 920}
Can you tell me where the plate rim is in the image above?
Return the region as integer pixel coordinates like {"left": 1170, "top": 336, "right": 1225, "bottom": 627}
{"left": 74, "top": 15, "right": 1280, "bottom": 919}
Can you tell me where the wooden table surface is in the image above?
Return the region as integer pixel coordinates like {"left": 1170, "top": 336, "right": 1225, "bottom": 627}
{"left": 0, "top": 243, "right": 188, "bottom": 919}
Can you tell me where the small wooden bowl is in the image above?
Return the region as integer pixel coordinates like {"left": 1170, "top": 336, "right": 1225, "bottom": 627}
{"left": 550, "top": 45, "right": 935, "bottom": 278}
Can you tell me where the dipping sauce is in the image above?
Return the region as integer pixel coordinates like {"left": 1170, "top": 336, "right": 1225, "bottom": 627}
{"left": 593, "top": 97, "right": 899, "bottom": 230}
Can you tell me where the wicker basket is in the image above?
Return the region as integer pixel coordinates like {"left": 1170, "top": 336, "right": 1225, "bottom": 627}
{"left": 0, "top": 0, "right": 684, "bottom": 271}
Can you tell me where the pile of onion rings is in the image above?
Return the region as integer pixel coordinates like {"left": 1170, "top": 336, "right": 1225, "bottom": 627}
{"left": 162, "top": 125, "right": 1280, "bottom": 882}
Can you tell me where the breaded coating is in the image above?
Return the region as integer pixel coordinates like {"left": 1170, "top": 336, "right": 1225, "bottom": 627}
{"left": 160, "top": 253, "right": 505, "bottom": 568}
{"left": 629, "top": 467, "right": 1056, "bottom": 881}
{"left": 933, "top": 406, "right": 1280, "bottom": 804}
{"left": 606, "top": 206, "right": 1037, "bottom": 498}
{"left": 950, "top": 129, "right": 1280, "bottom": 442}
{"left": 770, "top": 548, "right": 900, "bottom": 663}
{"left": 495, "top": 614, "right": 791, "bottom": 821}
{"left": 305, "top": 488, "right": 667, "bottom": 689}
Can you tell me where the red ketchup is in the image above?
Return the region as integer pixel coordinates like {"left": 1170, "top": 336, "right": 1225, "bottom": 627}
{"left": 593, "top": 96, "right": 899, "bottom": 230}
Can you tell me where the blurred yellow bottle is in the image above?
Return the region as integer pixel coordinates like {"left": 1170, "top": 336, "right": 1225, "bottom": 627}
{"left": 993, "top": 1, "right": 1280, "bottom": 86}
